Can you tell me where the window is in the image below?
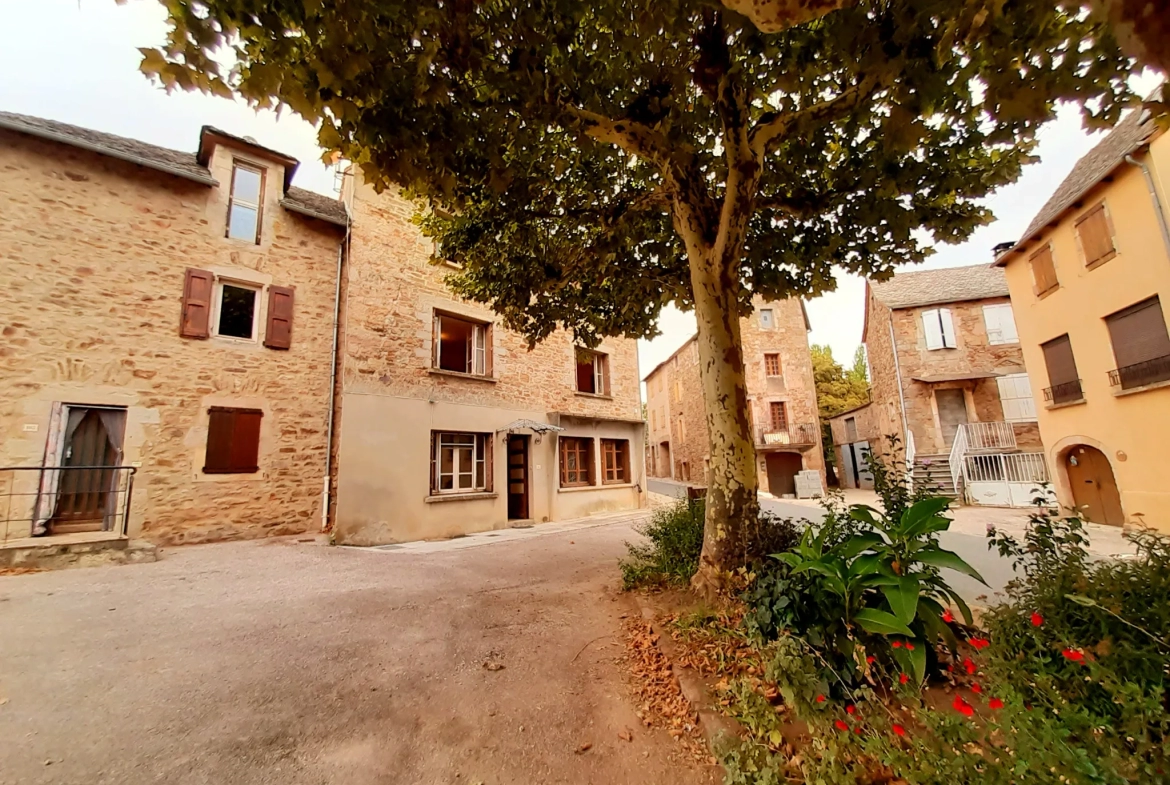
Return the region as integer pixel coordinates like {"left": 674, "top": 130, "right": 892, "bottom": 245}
{"left": 673, "top": 379, "right": 682, "bottom": 402}
{"left": 215, "top": 281, "right": 260, "bottom": 340}
{"left": 434, "top": 312, "right": 490, "bottom": 376}
{"left": 996, "top": 373, "right": 1037, "bottom": 422}
{"left": 678, "top": 416, "right": 687, "bottom": 442}
{"left": 601, "top": 439, "right": 630, "bottom": 484}
{"left": 922, "top": 308, "right": 957, "bottom": 350}
{"left": 575, "top": 348, "right": 609, "bottom": 394}
{"left": 764, "top": 353, "right": 782, "bottom": 377}
{"left": 1075, "top": 202, "right": 1117, "bottom": 268}
{"left": 1106, "top": 296, "right": 1170, "bottom": 390}
{"left": 982, "top": 304, "right": 1019, "bottom": 345}
{"left": 759, "top": 309, "right": 775, "bottom": 329}
{"left": 203, "top": 407, "right": 262, "bottom": 474}
{"left": 1041, "top": 334, "right": 1082, "bottom": 404}
{"left": 1029, "top": 244, "right": 1059, "bottom": 296}
{"left": 431, "top": 432, "right": 490, "bottom": 494}
{"left": 226, "top": 162, "right": 264, "bottom": 243}
{"left": 844, "top": 416, "right": 858, "bottom": 442}
{"left": 559, "top": 437, "right": 594, "bottom": 487}
{"left": 769, "top": 401, "right": 788, "bottom": 431}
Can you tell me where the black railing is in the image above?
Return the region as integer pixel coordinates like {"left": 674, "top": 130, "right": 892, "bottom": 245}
{"left": 1043, "top": 379, "right": 1083, "bottom": 405}
{"left": 758, "top": 423, "right": 819, "bottom": 446}
{"left": 0, "top": 466, "right": 136, "bottom": 543}
{"left": 1108, "top": 354, "right": 1170, "bottom": 391}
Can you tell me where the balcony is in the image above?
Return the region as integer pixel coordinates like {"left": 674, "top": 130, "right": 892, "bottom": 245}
{"left": 1043, "top": 379, "right": 1083, "bottom": 406}
{"left": 757, "top": 423, "right": 819, "bottom": 447}
{"left": 1108, "top": 354, "right": 1170, "bottom": 392}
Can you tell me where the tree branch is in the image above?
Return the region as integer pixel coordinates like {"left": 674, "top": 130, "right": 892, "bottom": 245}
{"left": 561, "top": 105, "right": 673, "bottom": 169}
{"left": 749, "top": 80, "right": 873, "bottom": 156}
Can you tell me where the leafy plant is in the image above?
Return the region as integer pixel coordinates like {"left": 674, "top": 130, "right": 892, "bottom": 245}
{"left": 619, "top": 499, "right": 706, "bottom": 589}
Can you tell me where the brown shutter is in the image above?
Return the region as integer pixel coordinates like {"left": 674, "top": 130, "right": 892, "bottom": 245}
{"left": 204, "top": 408, "right": 234, "bottom": 472}
{"left": 263, "top": 285, "right": 295, "bottom": 349}
{"left": 181, "top": 268, "right": 214, "bottom": 339}
{"left": 1106, "top": 297, "right": 1170, "bottom": 370}
{"left": 485, "top": 324, "right": 494, "bottom": 377}
{"left": 230, "top": 410, "right": 263, "bottom": 473}
{"left": 484, "top": 433, "right": 494, "bottom": 492}
{"left": 1029, "top": 245, "right": 1059, "bottom": 296}
{"left": 1075, "top": 203, "right": 1116, "bottom": 267}
{"left": 1041, "top": 335, "right": 1079, "bottom": 386}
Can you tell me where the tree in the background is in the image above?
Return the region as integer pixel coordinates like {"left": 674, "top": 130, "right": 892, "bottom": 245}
{"left": 143, "top": 0, "right": 1135, "bottom": 591}
{"left": 849, "top": 346, "right": 869, "bottom": 387}
{"left": 811, "top": 344, "right": 870, "bottom": 476}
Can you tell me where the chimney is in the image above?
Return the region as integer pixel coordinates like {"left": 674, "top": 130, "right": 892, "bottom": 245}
{"left": 992, "top": 241, "right": 1015, "bottom": 260}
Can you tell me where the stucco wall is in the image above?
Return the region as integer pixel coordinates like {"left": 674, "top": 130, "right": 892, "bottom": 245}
{"left": 0, "top": 129, "right": 343, "bottom": 544}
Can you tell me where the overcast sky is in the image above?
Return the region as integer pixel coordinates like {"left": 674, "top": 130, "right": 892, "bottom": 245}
{"left": 1, "top": 0, "right": 1156, "bottom": 381}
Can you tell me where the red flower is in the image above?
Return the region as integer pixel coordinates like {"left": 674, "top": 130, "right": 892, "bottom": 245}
{"left": 942, "top": 608, "right": 955, "bottom": 623}
{"left": 835, "top": 719, "right": 850, "bottom": 731}
{"left": 846, "top": 705, "right": 856, "bottom": 715}
{"left": 855, "top": 726, "right": 863, "bottom": 735}
{"left": 971, "top": 683, "right": 983, "bottom": 694}
{"left": 899, "top": 673, "right": 909, "bottom": 684}
{"left": 970, "top": 638, "right": 990, "bottom": 651}
{"left": 952, "top": 695, "right": 975, "bottom": 717}
{"left": 816, "top": 694, "right": 826, "bottom": 703}
{"left": 866, "top": 655, "right": 876, "bottom": 665}
{"left": 988, "top": 698, "right": 1004, "bottom": 710}
{"left": 1030, "top": 612, "right": 1044, "bottom": 627}
{"left": 892, "top": 723, "right": 906, "bottom": 737}
{"left": 905, "top": 642, "right": 916, "bottom": 651}
{"left": 891, "top": 640, "right": 903, "bottom": 649}
{"left": 963, "top": 658, "right": 978, "bottom": 675}
{"left": 1062, "top": 648, "right": 1085, "bottom": 663}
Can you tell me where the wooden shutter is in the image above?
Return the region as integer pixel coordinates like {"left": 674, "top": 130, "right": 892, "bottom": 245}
{"left": 180, "top": 268, "right": 214, "bottom": 339}
{"left": 1041, "top": 335, "right": 1079, "bottom": 386}
{"left": 1106, "top": 297, "right": 1170, "bottom": 370}
{"left": 1029, "top": 245, "right": 1059, "bottom": 295}
{"left": 231, "top": 409, "right": 262, "bottom": 472}
{"left": 203, "top": 409, "right": 234, "bottom": 472}
{"left": 263, "top": 285, "right": 295, "bottom": 349}
{"left": 203, "top": 407, "right": 262, "bottom": 473}
{"left": 484, "top": 324, "right": 494, "bottom": 377}
{"left": 922, "top": 309, "right": 943, "bottom": 349}
{"left": 1075, "top": 203, "right": 1116, "bottom": 267}
{"left": 939, "top": 309, "right": 956, "bottom": 348}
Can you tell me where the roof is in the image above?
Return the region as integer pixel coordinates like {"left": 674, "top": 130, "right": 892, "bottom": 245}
{"left": 867, "top": 263, "right": 1009, "bottom": 310}
{"left": 198, "top": 125, "right": 301, "bottom": 191}
{"left": 827, "top": 401, "right": 872, "bottom": 422}
{"left": 997, "top": 92, "right": 1163, "bottom": 263}
{"left": 281, "top": 187, "right": 348, "bottom": 227}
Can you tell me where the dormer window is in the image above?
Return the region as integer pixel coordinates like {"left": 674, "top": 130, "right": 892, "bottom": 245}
{"left": 227, "top": 162, "right": 264, "bottom": 243}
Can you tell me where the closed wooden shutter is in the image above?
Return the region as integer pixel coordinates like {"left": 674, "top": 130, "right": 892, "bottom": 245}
{"left": 204, "top": 407, "right": 263, "bottom": 473}
{"left": 231, "top": 410, "right": 263, "bottom": 472}
{"left": 180, "top": 268, "right": 214, "bottom": 339}
{"left": 1106, "top": 297, "right": 1170, "bottom": 370}
{"left": 1041, "top": 335, "right": 1079, "bottom": 386}
{"left": 1029, "top": 245, "right": 1059, "bottom": 295}
{"left": 1075, "top": 203, "right": 1116, "bottom": 267}
{"left": 263, "top": 286, "right": 295, "bottom": 349}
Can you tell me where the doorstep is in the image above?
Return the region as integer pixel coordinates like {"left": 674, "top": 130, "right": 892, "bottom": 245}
{"left": 0, "top": 531, "right": 159, "bottom": 572}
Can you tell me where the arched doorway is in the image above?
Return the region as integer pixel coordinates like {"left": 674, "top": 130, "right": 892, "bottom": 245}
{"left": 765, "top": 452, "right": 803, "bottom": 497}
{"left": 1064, "top": 445, "right": 1124, "bottom": 526}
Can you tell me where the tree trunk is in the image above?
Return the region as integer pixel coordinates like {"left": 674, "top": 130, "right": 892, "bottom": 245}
{"left": 685, "top": 246, "right": 759, "bottom": 596}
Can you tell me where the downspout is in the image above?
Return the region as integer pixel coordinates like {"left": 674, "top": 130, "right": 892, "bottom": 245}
{"left": 887, "top": 312, "right": 911, "bottom": 455}
{"left": 321, "top": 209, "right": 350, "bottom": 532}
{"left": 1125, "top": 154, "right": 1170, "bottom": 260}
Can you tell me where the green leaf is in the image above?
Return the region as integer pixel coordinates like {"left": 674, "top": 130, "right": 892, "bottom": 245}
{"left": 1065, "top": 594, "right": 1098, "bottom": 607}
{"left": 943, "top": 587, "right": 974, "bottom": 626}
{"left": 916, "top": 546, "right": 987, "bottom": 585}
{"left": 853, "top": 608, "right": 915, "bottom": 637}
{"left": 899, "top": 496, "right": 952, "bottom": 537}
{"left": 848, "top": 505, "right": 880, "bottom": 527}
{"left": 838, "top": 532, "right": 884, "bottom": 560}
{"left": 882, "top": 576, "right": 920, "bottom": 626}
{"left": 918, "top": 596, "right": 960, "bottom": 652}
{"left": 907, "top": 640, "right": 926, "bottom": 685}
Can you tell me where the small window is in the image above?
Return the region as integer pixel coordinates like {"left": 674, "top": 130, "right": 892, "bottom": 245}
{"left": 215, "top": 282, "right": 260, "bottom": 340}
{"left": 575, "top": 349, "right": 608, "bottom": 394}
{"left": 997, "top": 373, "right": 1037, "bottom": 422}
{"left": 434, "top": 312, "right": 490, "bottom": 376}
{"left": 678, "top": 415, "right": 687, "bottom": 442}
{"left": 1106, "top": 296, "right": 1170, "bottom": 390}
{"left": 560, "top": 437, "right": 594, "bottom": 487}
{"left": 431, "top": 431, "right": 490, "bottom": 494}
{"left": 764, "top": 353, "right": 782, "bottom": 377}
{"left": 227, "top": 163, "right": 264, "bottom": 243}
{"left": 1075, "top": 202, "right": 1117, "bottom": 268}
{"left": 1029, "top": 244, "right": 1059, "bottom": 296}
{"left": 844, "top": 416, "right": 858, "bottom": 442}
{"left": 203, "top": 407, "right": 262, "bottom": 474}
{"left": 982, "top": 304, "right": 1019, "bottom": 345}
{"left": 759, "top": 309, "right": 775, "bottom": 329}
{"left": 769, "top": 401, "right": 788, "bottom": 431}
{"left": 674, "top": 379, "right": 683, "bottom": 402}
{"left": 601, "top": 439, "right": 630, "bottom": 484}
{"left": 922, "top": 308, "right": 957, "bottom": 350}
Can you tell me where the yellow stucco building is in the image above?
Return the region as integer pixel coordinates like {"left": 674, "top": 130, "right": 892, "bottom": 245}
{"left": 996, "top": 99, "right": 1170, "bottom": 530}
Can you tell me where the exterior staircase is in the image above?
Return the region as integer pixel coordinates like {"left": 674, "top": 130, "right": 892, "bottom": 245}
{"left": 911, "top": 454, "right": 958, "bottom": 497}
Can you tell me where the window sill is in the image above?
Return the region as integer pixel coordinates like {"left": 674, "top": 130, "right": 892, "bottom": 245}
{"left": 574, "top": 391, "right": 613, "bottom": 400}
{"left": 424, "top": 492, "right": 498, "bottom": 503}
{"left": 1111, "top": 378, "right": 1170, "bottom": 398}
{"left": 211, "top": 334, "right": 259, "bottom": 346}
{"left": 558, "top": 482, "right": 636, "bottom": 493}
{"left": 1035, "top": 286, "right": 1059, "bottom": 300}
{"left": 1045, "top": 398, "right": 1087, "bottom": 411}
{"left": 428, "top": 368, "right": 498, "bottom": 384}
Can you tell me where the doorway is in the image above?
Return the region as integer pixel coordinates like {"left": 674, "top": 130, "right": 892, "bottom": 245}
{"left": 765, "top": 452, "right": 803, "bottom": 497}
{"left": 1064, "top": 445, "right": 1124, "bottom": 526}
{"left": 935, "top": 389, "right": 969, "bottom": 448}
{"left": 507, "top": 435, "right": 529, "bottom": 520}
{"left": 50, "top": 406, "right": 126, "bottom": 533}
{"left": 659, "top": 442, "right": 672, "bottom": 479}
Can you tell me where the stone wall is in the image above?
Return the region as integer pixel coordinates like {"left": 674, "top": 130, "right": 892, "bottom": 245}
{"left": 861, "top": 293, "right": 908, "bottom": 454}
{"left": 0, "top": 130, "right": 344, "bottom": 544}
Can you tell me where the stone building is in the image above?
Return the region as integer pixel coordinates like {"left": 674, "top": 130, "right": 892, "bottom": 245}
{"left": 0, "top": 112, "right": 646, "bottom": 549}
{"left": 827, "top": 402, "right": 878, "bottom": 490}
{"left": 643, "top": 297, "right": 824, "bottom": 497}
{"left": 860, "top": 263, "right": 1045, "bottom": 502}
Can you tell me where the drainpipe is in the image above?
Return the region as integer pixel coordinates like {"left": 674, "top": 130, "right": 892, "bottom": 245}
{"left": 887, "top": 312, "right": 911, "bottom": 453}
{"left": 1125, "top": 154, "right": 1170, "bottom": 260}
{"left": 321, "top": 209, "right": 350, "bottom": 532}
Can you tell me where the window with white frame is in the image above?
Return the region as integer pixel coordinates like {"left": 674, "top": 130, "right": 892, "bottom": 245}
{"left": 575, "top": 348, "right": 609, "bottom": 394}
{"left": 922, "top": 308, "right": 957, "bottom": 350}
{"left": 434, "top": 312, "right": 490, "bottom": 376}
{"left": 431, "top": 431, "right": 490, "bottom": 494}
{"left": 982, "top": 304, "right": 1019, "bottom": 345}
{"left": 226, "top": 162, "right": 264, "bottom": 243}
{"left": 996, "top": 373, "right": 1037, "bottom": 422}
{"left": 214, "top": 281, "right": 260, "bottom": 340}
{"left": 759, "top": 308, "right": 775, "bottom": 329}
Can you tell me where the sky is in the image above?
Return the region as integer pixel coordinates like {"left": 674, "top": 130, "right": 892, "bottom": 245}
{"left": 0, "top": 1, "right": 1157, "bottom": 381}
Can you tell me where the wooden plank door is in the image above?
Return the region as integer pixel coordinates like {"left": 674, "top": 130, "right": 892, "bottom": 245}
{"left": 1066, "top": 445, "right": 1124, "bottom": 526}
{"left": 507, "top": 435, "right": 529, "bottom": 520}
{"left": 52, "top": 409, "right": 118, "bottom": 533}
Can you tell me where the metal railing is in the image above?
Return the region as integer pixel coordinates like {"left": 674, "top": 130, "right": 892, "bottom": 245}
{"left": 1043, "top": 379, "right": 1083, "bottom": 404}
{"left": 963, "top": 452, "right": 1049, "bottom": 484}
{"left": 758, "top": 423, "right": 819, "bottom": 446}
{"left": 1108, "top": 354, "right": 1170, "bottom": 391}
{"left": 964, "top": 421, "right": 1017, "bottom": 451}
{"left": 947, "top": 425, "right": 968, "bottom": 494}
{"left": 1, "top": 466, "right": 136, "bottom": 543}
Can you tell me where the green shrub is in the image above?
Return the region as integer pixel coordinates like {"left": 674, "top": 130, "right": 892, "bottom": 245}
{"left": 620, "top": 499, "right": 705, "bottom": 589}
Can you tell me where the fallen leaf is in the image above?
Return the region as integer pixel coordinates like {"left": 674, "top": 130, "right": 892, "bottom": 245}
{"left": 618, "top": 728, "right": 633, "bottom": 742}
{"left": 575, "top": 742, "right": 592, "bottom": 754}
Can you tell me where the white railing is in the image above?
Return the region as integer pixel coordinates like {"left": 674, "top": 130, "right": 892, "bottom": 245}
{"left": 964, "top": 421, "right": 1017, "bottom": 452}
{"left": 963, "top": 452, "right": 1049, "bottom": 484}
{"left": 947, "top": 425, "right": 967, "bottom": 494}
{"left": 905, "top": 429, "right": 916, "bottom": 488}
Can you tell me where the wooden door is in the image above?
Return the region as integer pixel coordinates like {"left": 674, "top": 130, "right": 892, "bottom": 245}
{"left": 1065, "top": 445, "right": 1124, "bottom": 526}
{"left": 935, "top": 389, "right": 969, "bottom": 448}
{"left": 507, "top": 435, "right": 529, "bottom": 520}
{"left": 765, "top": 453, "right": 803, "bottom": 497}
{"left": 51, "top": 409, "right": 118, "bottom": 533}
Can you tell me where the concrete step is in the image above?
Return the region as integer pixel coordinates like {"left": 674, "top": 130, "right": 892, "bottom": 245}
{"left": 0, "top": 533, "right": 159, "bottom": 572}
